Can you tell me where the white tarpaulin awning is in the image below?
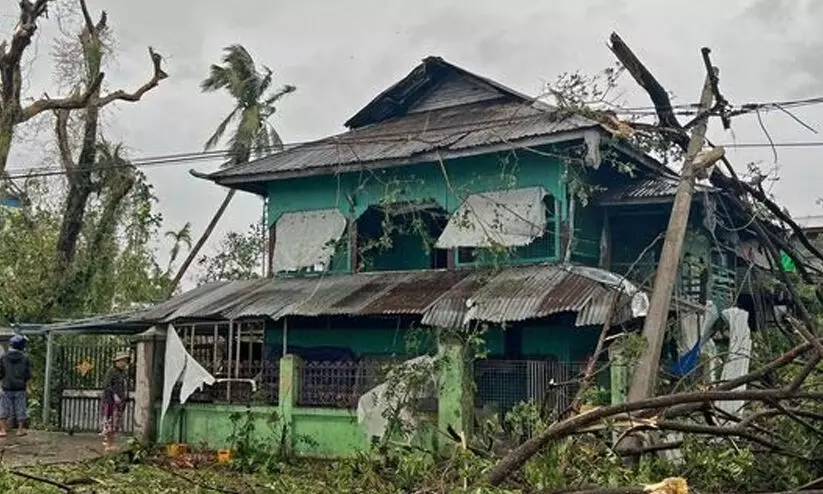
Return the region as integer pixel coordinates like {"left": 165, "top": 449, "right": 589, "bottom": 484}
{"left": 273, "top": 209, "right": 347, "bottom": 272}
{"left": 435, "top": 186, "right": 549, "bottom": 249}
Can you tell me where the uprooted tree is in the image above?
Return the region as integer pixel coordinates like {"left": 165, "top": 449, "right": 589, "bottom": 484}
{"left": 477, "top": 33, "right": 823, "bottom": 491}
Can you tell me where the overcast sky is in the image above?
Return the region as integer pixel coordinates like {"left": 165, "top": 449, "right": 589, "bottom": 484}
{"left": 4, "top": 0, "right": 823, "bottom": 287}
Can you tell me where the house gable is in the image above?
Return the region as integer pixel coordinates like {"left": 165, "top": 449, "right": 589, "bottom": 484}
{"left": 344, "top": 56, "right": 532, "bottom": 129}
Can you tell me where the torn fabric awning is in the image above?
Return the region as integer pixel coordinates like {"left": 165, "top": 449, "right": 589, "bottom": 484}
{"left": 273, "top": 209, "right": 347, "bottom": 272}
{"left": 435, "top": 186, "right": 549, "bottom": 249}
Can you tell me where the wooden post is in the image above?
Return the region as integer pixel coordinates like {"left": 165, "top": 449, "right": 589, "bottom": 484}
{"left": 41, "top": 330, "right": 54, "bottom": 425}
{"left": 627, "top": 74, "right": 716, "bottom": 402}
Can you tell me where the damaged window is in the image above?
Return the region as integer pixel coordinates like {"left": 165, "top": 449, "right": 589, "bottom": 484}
{"left": 272, "top": 209, "right": 348, "bottom": 273}
{"left": 357, "top": 201, "right": 448, "bottom": 271}
{"left": 438, "top": 187, "right": 557, "bottom": 265}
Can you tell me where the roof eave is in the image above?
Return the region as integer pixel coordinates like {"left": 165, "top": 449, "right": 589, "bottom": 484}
{"left": 191, "top": 169, "right": 268, "bottom": 196}
{"left": 209, "top": 128, "right": 599, "bottom": 186}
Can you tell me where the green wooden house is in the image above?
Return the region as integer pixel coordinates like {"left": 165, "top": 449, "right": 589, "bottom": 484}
{"left": 42, "top": 57, "right": 757, "bottom": 456}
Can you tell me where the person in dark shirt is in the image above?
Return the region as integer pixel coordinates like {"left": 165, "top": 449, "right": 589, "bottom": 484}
{"left": 0, "top": 335, "right": 32, "bottom": 437}
{"left": 101, "top": 352, "right": 130, "bottom": 452}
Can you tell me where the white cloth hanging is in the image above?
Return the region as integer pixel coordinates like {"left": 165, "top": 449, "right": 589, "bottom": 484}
{"left": 180, "top": 355, "right": 217, "bottom": 404}
{"left": 160, "top": 327, "right": 187, "bottom": 432}
{"left": 715, "top": 308, "right": 752, "bottom": 418}
{"left": 159, "top": 325, "right": 216, "bottom": 433}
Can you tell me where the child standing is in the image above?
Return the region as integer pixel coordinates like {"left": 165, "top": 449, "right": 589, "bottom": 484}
{"left": 101, "top": 352, "right": 130, "bottom": 452}
{"left": 0, "top": 335, "right": 31, "bottom": 437}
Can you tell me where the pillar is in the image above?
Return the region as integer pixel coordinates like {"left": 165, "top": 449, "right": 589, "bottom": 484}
{"left": 437, "top": 338, "right": 473, "bottom": 453}
{"left": 278, "top": 354, "right": 302, "bottom": 454}
{"left": 133, "top": 326, "right": 164, "bottom": 444}
{"left": 41, "top": 330, "right": 54, "bottom": 425}
{"left": 609, "top": 345, "right": 628, "bottom": 405}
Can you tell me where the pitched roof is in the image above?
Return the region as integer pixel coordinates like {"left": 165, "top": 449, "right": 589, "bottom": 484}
{"left": 204, "top": 57, "right": 607, "bottom": 193}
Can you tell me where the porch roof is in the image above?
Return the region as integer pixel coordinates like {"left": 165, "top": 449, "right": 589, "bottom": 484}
{"left": 38, "top": 264, "right": 703, "bottom": 334}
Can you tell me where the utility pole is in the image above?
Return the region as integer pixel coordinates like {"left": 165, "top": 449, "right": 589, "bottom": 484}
{"left": 626, "top": 72, "right": 717, "bottom": 402}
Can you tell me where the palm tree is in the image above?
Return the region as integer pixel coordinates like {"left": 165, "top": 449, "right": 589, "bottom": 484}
{"left": 169, "top": 45, "right": 295, "bottom": 293}
{"left": 164, "top": 222, "right": 193, "bottom": 275}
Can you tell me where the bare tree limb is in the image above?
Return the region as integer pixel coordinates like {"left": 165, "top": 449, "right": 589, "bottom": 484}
{"left": 487, "top": 388, "right": 823, "bottom": 485}
{"left": 95, "top": 47, "right": 168, "bottom": 106}
{"left": 19, "top": 72, "right": 105, "bottom": 122}
{"left": 8, "top": 469, "right": 73, "bottom": 492}
{"left": 608, "top": 32, "right": 688, "bottom": 149}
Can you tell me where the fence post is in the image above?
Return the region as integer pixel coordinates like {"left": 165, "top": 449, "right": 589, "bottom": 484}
{"left": 41, "top": 330, "right": 54, "bottom": 426}
{"left": 437, "top": 337, "right": 473, "bottom": 453}
{"left": 278, "top": 354, "right": 301, "bottom": 454}
{"left": 133, "top": 326, "right": 164, "bottom": 444}
{"left": 609, "top": 346, "right": 628, "bottom": 405}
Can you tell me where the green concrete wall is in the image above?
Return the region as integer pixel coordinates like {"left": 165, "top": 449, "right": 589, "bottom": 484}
{"left": 267, "top": 151, "right": 569, "bottom": 272}
{"left": 158, "top": 404, "right": 280, "bottom": 449}
{"left": 157, "top": 405, "right": 436, "bottom": 458}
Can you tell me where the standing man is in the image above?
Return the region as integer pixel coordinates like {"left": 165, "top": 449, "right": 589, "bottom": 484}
{"left": 101, "top": 352, "right": 130, "bottom": 452}
{"left": 0, "top": 335, "right": 31, "bottom": 437}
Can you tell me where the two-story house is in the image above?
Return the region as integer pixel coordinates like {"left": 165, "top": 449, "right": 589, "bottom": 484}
{"left": 43, "top": 57, "right": 756, "bottom": 456}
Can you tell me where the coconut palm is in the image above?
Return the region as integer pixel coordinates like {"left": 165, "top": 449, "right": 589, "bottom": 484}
{"left": 164, "top": 222, "right": 192, "bottom": 275}
{"left": 169, "top": 45, "right": 295, "bottom": 293}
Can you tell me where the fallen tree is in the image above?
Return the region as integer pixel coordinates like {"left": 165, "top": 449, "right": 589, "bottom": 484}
{"left": 486, "top": 33, "right": 823, "bottom": 488}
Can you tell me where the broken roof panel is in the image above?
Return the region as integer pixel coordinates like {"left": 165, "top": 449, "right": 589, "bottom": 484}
{"left": 597, "top": 177, "right": 716, "bottom": 205}
{"left": 43, "top": 264, "right": 704, "bottom": 334}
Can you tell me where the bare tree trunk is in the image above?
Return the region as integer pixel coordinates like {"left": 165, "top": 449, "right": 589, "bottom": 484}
{"left": 169, "top": 188, "right": 236, "bottom": 294}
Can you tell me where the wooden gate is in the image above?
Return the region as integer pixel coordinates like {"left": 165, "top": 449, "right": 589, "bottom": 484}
{"left": 55, "top": 343, "right": 136, "bottom": 434}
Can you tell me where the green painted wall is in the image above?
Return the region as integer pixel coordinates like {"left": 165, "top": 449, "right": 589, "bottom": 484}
{"left": 267, "top": 151, "right": 569, "bottom": 273}
{"left": 157, "top": 404, "right": 434, "bottom": 458}
{"left": 267, "top": 152, "right": 567, "bottom": 223}
{"left": 158, "top": 404, "right": 280, "bottom": 449}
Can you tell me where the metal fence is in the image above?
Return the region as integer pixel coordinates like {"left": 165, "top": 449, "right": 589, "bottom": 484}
{"left": 299, "top": 359, "right": 391, "bottom": 408}
{"left": 474, "top": 359, "right": 588, "bottom": 418}
{"left": 56, "top": 343, "right": 136, "bottom": 433}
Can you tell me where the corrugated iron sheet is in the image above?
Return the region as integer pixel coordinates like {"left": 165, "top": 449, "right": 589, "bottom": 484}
{"left": 210, "top": 100, "right": 597, "bottom": 181}
{"left": 45, "top": 265, "right": 704, "bottom": 333}
{"left": 598, "top": 177, "right": 716, "bottom": 205}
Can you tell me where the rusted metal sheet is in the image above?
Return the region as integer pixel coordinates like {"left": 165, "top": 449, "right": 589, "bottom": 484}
{"left": 45, "top": 264, "right": 704, "bottom": 333}
{"left": 359, "top": 270, "right": 471, "bottom": 315}
{"left": 211, "top": 99, "right": 598, "bottom": 181}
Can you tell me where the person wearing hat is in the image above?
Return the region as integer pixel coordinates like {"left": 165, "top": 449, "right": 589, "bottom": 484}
{"left": 0, "top": 335, "right": 31, "bottom": 437}
{"left": 101, "top": 352, "right": 130, "bottom": 452}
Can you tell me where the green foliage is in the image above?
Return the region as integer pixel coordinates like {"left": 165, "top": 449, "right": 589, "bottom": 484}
{"left": 196, "top": 222, "right": 265, "bottom": 284}
{"left": 227, "top": 408, "right": 284, "bottom": 474}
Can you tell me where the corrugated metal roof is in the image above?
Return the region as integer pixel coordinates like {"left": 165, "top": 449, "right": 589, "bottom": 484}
{"left": 42, "top": 264, "right": 703, "bottom": 333}
{"left": 209, "top": 100, "right": 597, "bottom": 185}
{"left": 597, "top": 176, "right": 717, "bottom": 205}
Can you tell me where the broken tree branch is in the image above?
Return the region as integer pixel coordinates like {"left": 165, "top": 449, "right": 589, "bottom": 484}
{"left": 19, "top": 72, "right": 105, "bottom": 122}
{"left": 608, "top": 32, "right": 688, "bottom": 149}
{"left": 8, "top": 469, "right": 73, "bottom": 492}
{"left": 95, "top": 47, "right": 168, "bottom": 107}
{"left": 487, "top": 388, "right": 823, "bottom": 485}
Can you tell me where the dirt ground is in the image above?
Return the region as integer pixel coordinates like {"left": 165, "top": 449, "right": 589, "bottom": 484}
{"left": 0, "top": 431, "right": 116, "bottom": 468}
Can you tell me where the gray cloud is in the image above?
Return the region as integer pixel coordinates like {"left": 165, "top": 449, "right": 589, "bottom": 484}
{"left": 6, "top": 0, "right": 823, "bottom": 287}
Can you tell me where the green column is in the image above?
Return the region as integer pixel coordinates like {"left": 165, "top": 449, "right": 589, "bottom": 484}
{"left": 437, "top": 338, "right": 473, "bottom": 453}
{"left": 609, "top": 346, "right": 628, "bottom": 405}
{"left": 279, "top": 354, "right": 302, "bottom": 454}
